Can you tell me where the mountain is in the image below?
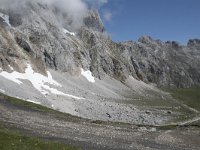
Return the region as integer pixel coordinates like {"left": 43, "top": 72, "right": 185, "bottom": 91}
{"left": 0, "top": 1, "right": 199, "bottom": 125}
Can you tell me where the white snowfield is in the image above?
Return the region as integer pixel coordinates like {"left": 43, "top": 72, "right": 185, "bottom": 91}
{"left": 0, "top": 12, "right": 11, "bottom": 26}
{"left": 0, "top": 89, "right": 5, "bottom": 93}
{"left": 62, "top": 28, "right": 76, "bottom": 36}
{"left": 81, "top": 68, "right": 95, "bottom": 83}
{"left": 8, "top": 65, "right": 14, "bottom": 71}
{"left": 0, "top": 64, "right": 176, "bottom": 125}
{"left": 26, "top": 99, "right": 41, "bottom": 104}
{"left": 0, "top": 64, "right": 84, "bottom": 100}
{"left": 15, "top": 96, "right": 41, "bottom": 105}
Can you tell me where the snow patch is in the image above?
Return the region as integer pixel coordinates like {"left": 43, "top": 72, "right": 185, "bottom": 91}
{"left": 0, "top": 64, "right": 84, "bottom": 99}
{"left": 81, "top": 68, "right": 95, "bottom": 83}
{"left": 15, "top": 96, "right": 41, "bottom": 105}
{"left": 8, "top": 65, "right": 14, "bottom": 71}
{"left": 62, "top": 28, "right": 75, "bottom": 36}
{"left": 25, "top": 99, "right": 41, "bottom": 105}
{"left": 0, "top": 89, "right": 5, "bottom": 93}
{"left": 0, "top": 12, "right": 11, "bottom": 26}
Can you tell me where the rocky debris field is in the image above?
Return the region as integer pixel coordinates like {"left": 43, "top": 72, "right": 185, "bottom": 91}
{"left": 0, "top": 1, "right": 200, "bottom": 89}
{"left": 0, "top": 94, "right": 200, "bottom": 150}
{"left": 0, "top": 0, "right": 200, "bottom": 126}
{"left": 1, "top": 69, "right": 199, "bottom": 126}
{"left": 0, "top": 1, "right": 200, "bottom": 149}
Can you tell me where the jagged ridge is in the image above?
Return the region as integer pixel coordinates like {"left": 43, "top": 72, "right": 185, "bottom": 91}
{"left": 0, "top": 1, "right": 200, "bottom": 89}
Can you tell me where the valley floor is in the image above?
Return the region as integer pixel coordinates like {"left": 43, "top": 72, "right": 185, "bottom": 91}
{"left": 0, "top": 94, "right": 199, "bottom": 150}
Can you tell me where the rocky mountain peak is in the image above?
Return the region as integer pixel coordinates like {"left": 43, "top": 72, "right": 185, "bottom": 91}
{"left": 187, "top": 39, "right": 200, "bottom": 49}
{"left": 138, "top": 36, "right": 163, "bottom": 47}
{"left": 83, "top": 10, "right": 104, "bottom": 32}
{"left": 1, "top": 0, "right": 200, "bottom": 131}
{"left": 138, "top": 36, "right": 153, "bottom": 43}
{"left": 0, "top": 1, "right": 200, "bottom": 88}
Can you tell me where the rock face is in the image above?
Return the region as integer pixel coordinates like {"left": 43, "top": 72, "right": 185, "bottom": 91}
{"left": 1, "top": 1, "right": 200, "bottom": 125}
{"left": 0, "top": 1, "right": 200, "bottom": 88}
{"left": 118, "top": 37, "right": 200, "bottom": 87}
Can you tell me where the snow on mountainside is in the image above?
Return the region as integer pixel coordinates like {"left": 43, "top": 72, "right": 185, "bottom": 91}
{"left": 0, "top": 12, "right": 11, "bottom": 26}
{"left": 0, "top": 1, "right": 200, "bottom": 125}
{"left": 81, "top": 68, "right": 95, "bottom": 83}
{"left": 0, "top": 64, "right": 84, "bottom": 99}
{"left": 62, "top": 28, "right": 75, "bottom": 36}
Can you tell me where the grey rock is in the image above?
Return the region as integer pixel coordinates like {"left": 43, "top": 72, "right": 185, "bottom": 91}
{"left": 0, "top": 1, "right": 200, "bottom": 88}
{"left": 15, "top": 36, "right": 32, "bottom": 53}
{"left": 9, "top": 11, "right": 23, "bottom": 27}
{"left": 187, "top": 39, "right": 200, "bottom": 50}
{"left": 83, "top": 10, "right": 105, "bottom": 32}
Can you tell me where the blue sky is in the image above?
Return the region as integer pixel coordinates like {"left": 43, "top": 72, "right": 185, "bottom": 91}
{"left": 99, "top": 0, "right": 200, "bottom": 44}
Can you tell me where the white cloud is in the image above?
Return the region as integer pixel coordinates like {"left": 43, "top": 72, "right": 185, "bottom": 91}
{"left": 96, "top": 0, "right": 108, "bottom": 6}
{"left": 0, "top": 0, "right": 88, "bottom": 30}
{"left": 0, "top": 0, "right": 110, "bottom": 30}
{"left": 84, "top": 0, "right": 108, "bottom": 8}
{"left": 103, "top": 10, "right": 112, "bottom": 22}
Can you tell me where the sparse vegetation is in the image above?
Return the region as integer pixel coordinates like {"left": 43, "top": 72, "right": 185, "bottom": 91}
{"left": 170, "top": 88, "right": 200, "bottom": 111}
{"left": 1, "top": 91, "right": 199, "bottom": 133}
{"left": 0, "top": 124, "right": 78, "bottom": 150}
{"left": 3, "top": 94, "right": 54, "bottom": 112}
{"left": 0, "top": 93, "right": 83, "bottom": 123}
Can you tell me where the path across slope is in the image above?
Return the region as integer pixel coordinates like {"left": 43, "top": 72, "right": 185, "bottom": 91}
{"left": 0, "top": 95, "right": 199, "bottom": 150}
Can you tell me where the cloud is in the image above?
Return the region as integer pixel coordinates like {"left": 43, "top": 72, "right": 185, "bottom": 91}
{"left": 0, "top": 0, "right": 109, "bottom": 30}
{"left": 95, "top": 0, "right": 108, "bottom": 6}
{"left": 103, "top": 10, "right": 112, "bottom": 22}
{"left": 0, "top": 0, "right": 88, "bottom": 30}
{"left": 48, "top": 0, "right": 88, "bottom": 30}
{"left": 84, "top": 0, "right": 113, "bottom": 23}
{"left": 84, "top": 0, "right": 108, "bottom": 8}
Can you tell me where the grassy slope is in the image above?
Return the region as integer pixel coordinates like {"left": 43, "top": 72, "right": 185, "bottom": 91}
{"left": 0, "top": 93, "right": 80, "bottom": 150}
{"left": 170, "top": 88, "right": 200, "bottom": 111}
{"left": 0, "top": 124, "right": 78, "bottom": 150}
{"left": 1, "top": 94, "right": 84, "bottom": 123}
{"left": 171, "top": 88, "right": 200, "bottom": 126}
{"left": 0, "top": 88, "right": 199, "bottom": 150}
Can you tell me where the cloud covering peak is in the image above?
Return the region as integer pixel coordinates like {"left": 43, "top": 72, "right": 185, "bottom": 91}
{"left": 0, "top": 0, "right": 109, "bottom": 30}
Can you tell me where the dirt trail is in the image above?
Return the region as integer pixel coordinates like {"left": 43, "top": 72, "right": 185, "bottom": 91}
{"left": 179, "top": 116, "right": 200, "bottom": 125}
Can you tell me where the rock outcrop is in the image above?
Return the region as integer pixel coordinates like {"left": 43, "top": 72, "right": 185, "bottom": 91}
{"left": 0, "top": 1, "right": 200, "bottom": 88}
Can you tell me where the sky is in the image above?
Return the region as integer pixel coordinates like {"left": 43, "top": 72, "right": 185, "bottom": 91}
{"left": 99, "top": 0, "right": 200, "bottom": 44}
